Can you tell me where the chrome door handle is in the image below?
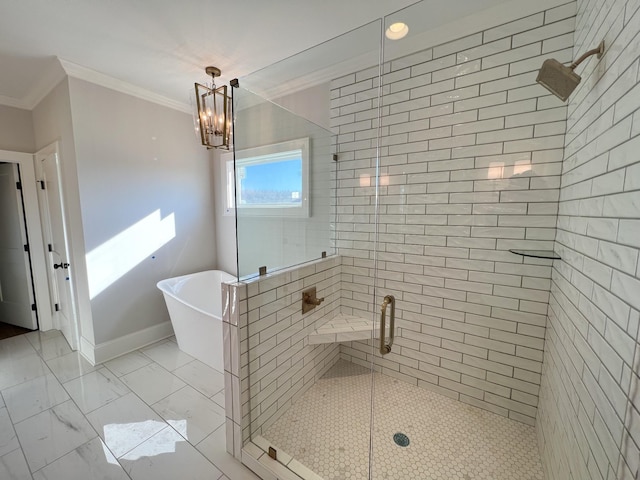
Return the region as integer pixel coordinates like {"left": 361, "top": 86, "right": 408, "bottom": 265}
{"left": 379, "top": 294, "right": 395, "bottom": 355}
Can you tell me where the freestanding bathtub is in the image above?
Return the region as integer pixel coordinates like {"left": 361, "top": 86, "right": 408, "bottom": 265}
{"left": 157, "top": 270, "right": 235, "bottom": 372}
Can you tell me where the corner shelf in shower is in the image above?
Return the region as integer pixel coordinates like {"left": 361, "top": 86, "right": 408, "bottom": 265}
{"left": 508, "top": 249, "right": 561, "bottom": 260}
{"left": 308, "top": 313, "right": 380, "bottom": 345}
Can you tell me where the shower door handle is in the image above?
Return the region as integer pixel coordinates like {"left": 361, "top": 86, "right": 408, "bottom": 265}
{"left": 379, "top": 295, "right": 395, "bottom": 355}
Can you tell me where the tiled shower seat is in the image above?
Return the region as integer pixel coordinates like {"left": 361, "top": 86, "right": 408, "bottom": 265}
{"left": 307, "top": 313, "right": 379, "bottom": 344}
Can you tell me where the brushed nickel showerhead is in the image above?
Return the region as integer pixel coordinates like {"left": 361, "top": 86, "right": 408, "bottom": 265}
{"left": 536, "top": 58, "right": 581, "bottom": 102}
{"left": 536, "top": 41, "right": 605, "bottom": 102}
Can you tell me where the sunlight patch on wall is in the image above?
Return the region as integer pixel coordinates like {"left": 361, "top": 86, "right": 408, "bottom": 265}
{"left": 488, "top": 162, "right": 504, "bottom": 179}
{"left": 86, "top": 210, "right": 176, "bottom": 299}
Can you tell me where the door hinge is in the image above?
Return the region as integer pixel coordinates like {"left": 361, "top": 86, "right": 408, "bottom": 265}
{"left": 48, "top": 244, "right": 53, "bottom": 252}
{"left": 16, "top": 181, "right": 22, "bottom": 190}
{"left": 31, "top": 304, "right": 36, "bottom": 311}
{"left": 24, "top": 244, "right": 29, "bottom": 252}
{"left": 39, "top": 180, "right": 45, "bottom": 190}
{"left": 54, "top": 303, "right": 59, "bottom": 312}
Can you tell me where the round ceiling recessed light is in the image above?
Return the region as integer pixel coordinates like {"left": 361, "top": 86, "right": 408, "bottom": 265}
{"left": 386, "top": 22, "right": 409, "bottom": 40}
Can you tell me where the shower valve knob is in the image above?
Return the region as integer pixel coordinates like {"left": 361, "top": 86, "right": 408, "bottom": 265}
{"left": 304, "top": 293, "right": 325, "bottom": 306}
{"left": 302, "top": 287, "right": 325, "bottom": 314}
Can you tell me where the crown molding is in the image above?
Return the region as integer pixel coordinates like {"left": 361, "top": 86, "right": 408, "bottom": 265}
{"left": 0, "top": 57, "right": 192, "bottom": 114}
{"left": 0, "top": 94, "right": 29, "bottom": 110}
{"left": 22, "top": 59, "right": 68, "bottom": 110}
{"left": 58, "top": 59, "right": 192, "bottom": 114}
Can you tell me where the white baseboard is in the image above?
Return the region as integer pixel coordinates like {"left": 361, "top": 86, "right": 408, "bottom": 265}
{"left": 81, "top": 321, "right": 175, "bottom": 365}
{"left": 79, "top": 336, "right": 96, "bottom": 365}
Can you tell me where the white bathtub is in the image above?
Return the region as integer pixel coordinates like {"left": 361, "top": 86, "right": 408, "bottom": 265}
{"left": 157, "top": 270, "right": 235, "bottom": 372}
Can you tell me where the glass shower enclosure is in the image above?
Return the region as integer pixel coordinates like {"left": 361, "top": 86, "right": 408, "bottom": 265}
{"left": 230, "top": 0, "right": 556, "bottom": 477}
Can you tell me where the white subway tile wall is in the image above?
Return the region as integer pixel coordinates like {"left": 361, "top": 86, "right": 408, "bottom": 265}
{"left": 330, "top": 4, "right": 577, "bottom": 425}
{"left": 537, "top": 0, "right": 640, "bottom": 478}
{"left": 225, "top": 257, "right": 343, "bottom": 448}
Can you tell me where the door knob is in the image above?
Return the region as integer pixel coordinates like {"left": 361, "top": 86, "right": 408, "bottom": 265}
{"left": 53, "top": 262, "right": 70, "bottom": 270}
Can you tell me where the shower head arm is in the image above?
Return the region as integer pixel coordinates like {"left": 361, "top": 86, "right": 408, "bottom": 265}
{"left": 569, "top": 41, "right": 605, "bottom": 70}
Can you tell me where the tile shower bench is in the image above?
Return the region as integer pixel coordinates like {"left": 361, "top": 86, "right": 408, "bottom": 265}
{"left": 307, "top": 313, "right": 380, "bottom": 344}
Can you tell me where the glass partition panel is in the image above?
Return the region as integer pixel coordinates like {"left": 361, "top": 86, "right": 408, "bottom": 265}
{"left": 230, "top": 87, "right": 335, "bottom": 279}
{"left": 236, "top": 17, "right": 383, "bottom": 480}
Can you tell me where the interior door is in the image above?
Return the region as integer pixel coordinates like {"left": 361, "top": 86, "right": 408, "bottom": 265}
{"left": 37, "top": 152, "right": 77, "bottom": 348}
{"left": 0, "top": 162, "right": 38, "bottom": 329}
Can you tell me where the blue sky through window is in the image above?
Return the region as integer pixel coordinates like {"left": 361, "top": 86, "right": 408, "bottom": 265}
{"left": 238, "top": 157, "right": 302, "bottom": 205}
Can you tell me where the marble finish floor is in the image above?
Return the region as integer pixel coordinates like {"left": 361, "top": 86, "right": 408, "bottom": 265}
{"left": 262, "top": 359, "right": 544, "bottom": 480}
{"left": 0, "top": 330, "right": 260, "bottom": 480}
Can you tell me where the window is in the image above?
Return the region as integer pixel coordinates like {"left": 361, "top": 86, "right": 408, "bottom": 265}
{"left": 223, "top": 138, "right": 310, "bottom": 217}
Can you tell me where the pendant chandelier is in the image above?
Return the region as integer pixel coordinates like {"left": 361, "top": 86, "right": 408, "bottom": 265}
{"left": 194, "top": 66, "right": 232, "bottom": 149}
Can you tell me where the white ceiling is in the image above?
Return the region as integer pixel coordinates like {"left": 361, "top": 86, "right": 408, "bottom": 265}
{"left": 0, "top": 0, "right": 563, "bottom": 112}
{"left": 0, "top": 0, "right": 420, "bottom": 110}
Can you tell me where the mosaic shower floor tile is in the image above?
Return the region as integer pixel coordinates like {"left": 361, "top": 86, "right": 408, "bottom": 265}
{"left": 262, "top": 359, "right": 543, "bottom": 480}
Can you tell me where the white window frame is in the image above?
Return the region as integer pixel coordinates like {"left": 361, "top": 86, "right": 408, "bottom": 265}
{"left": 222, "top": 137, "right": 310, "bottom": 217}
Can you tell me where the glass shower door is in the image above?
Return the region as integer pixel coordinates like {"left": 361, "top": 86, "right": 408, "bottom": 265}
{"left": 368, "top": 4, "right": 451, "bottom": 477}
{"left": 369, "top": 1, "right": 553, "bottom": 478}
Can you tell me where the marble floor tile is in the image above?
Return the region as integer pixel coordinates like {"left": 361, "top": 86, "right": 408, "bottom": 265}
{"left": 121, "top": 363, "right": 185, "bottom": 405}
{"left": 46, "top": 352, "right": 98, "bottom": 383}
{"left": 0, "top": 329, "right": 261, "bottom": 480}
{"left": 28, "top": 334, "right": 73, "bottom": 361}
{"left": 25, "top": 329, "right": 63, "bottom": 345}
{"left": 212, "top": 391, "right": 225, "bottom": 409}
{"left": 14, "top": 399, "right": 97, "bottom": 472}
{"left": 0, "top": 448, "right": 31, "bottom": 480}
{"left": 0, "top": 407, "right": 20, "bottom": 457}
{"left": 2, "top": 373, "right": 70, "bottom": 423}
{"left": 0, "top": 353, "right": 49, "bottom": 390}
{"left": 142, "top": 340, "right": 194, "bottom": 371}
{"left": 63, "top": 368, "right": 131, "bottom": 414}
{"left": 153, "top": 385, "right": 226, "bottom": 446}
{"left": 86, "top": 392, "right": 167, "bottom": 458}
{"left": 104, "top": 351, "right": 152, "bottom": 377}
{"left": 120, "top": 426, "right": 223, "bottom": 480}
{"left": 32, "top": 437, "right": 130, "bottom": 480}
{"left": 197, "top": 426, "right": 261, "bottom": 480}
{"left": 0, "top": 335, "right": 37, "bottom": 361}
{"left": 173, "top": 359, "right": 225, "bottom": 398}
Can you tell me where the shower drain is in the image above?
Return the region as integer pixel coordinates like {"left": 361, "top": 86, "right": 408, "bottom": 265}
{"left": 393, "top": 433, "right": 410, "bottom": 447}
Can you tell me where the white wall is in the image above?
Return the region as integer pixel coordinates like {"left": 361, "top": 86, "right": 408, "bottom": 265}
{"left": 67, "top": 77, "right": 217, "bottom": 346}
{"left": 212, "top": 148, "right": 236, "bottom": 276}
{"left": 0, "top": 105, "right": 34, "bottom": 153}
{"left": 537, "top": 0, "right": 640, "bottom": 478}
{"left": 32, "top": 78, "right": 94, "bottom": 347}
{"left": 273, "top": 83, "right": 332, "bottom": 131}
